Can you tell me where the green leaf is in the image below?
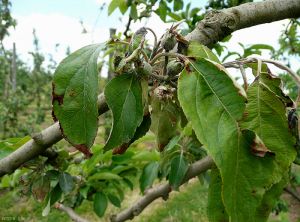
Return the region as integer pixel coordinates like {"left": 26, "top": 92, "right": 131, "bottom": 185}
{"left": 58, "top": 172, "right": 74, "bottom": 193}
{"left": 208, "top": 167, "right": 229, "bottom": 222}
{"left": 108, "top": 194, "right": 121, "bottom": 208}
{"left": 178, "top": 58, "right": 295, "bottom": 221}
{"left": 52, "top": 44, "right": 105, "bottom": 156}
{"left": 150, "top": 98, "right": 179, "bottom": 151}
{"left": 155, "top": 0, "right": 168, "bottom": 21}
{"left": 104, "top": 73, "right": 143, "bottom": 151}
{"left": 108, "top": 0, "right": 127, "bottom": 15}
{"left": 50, "top": 184, "right": 62, "bottom": 205}
{"left": 187, "top": 41, "right": 220, "bottom": 63}
{"left": 94, "top": 192, "right": 108, "bottom": 217}
{"left": 130, "top": 4, "right": 138, "bottom": 20}
{"left": 139, "top": 162, "right": 159, "bottom": 193}
{"left": 88, "top": 172, "right": 122, "bottom": 181}
{"left": 173, "top": 0, "right": 183, "bottom": 11}
{"left": 168, "top": 152, "right": 189, "bottom": 190}
{"left": 255, "top": 175, "right": 288, "bottom": 221}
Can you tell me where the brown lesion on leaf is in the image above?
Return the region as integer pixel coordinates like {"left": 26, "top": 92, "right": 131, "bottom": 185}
{"left": 52, "top": 83, "right": 64, "bottom": 105}
{"left": 251, "top": 135, "right": 275, "bottom": 158}
{"left": 51, "top": 82, "right": 64, "bottom": 122}
{"left": 73, "top": 144, "right": 92, "bottom": 158}
{"left": 113, "top": 142, "right": 130, "bottom": 155}
{"left": 68, "top": 89, "right": 77, "bottom": 97}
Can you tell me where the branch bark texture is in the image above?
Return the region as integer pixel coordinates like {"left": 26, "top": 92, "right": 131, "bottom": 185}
{"left": 186, "top": 0, "right": 300, "bottom": 45}
{"left": 0, "top": 93, "right": 108, "bottom": 177}
{"left": 110, "top": 156, "right": 215, "bottom": 222}
{"left": 55, "top": 203, "right": 90, "bottom": 222}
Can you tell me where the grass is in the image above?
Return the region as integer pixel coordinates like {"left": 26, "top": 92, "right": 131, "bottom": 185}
{"left": 135, "top": 179, "right": 209, "bottom": 222}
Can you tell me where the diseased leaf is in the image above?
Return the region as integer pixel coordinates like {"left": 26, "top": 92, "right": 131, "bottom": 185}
{"left": 241, "top": 73, "right": 296, "bottom": 170}
{"left": 187, "top": 41, "right": 220, "bottom": 63}
{"left": 173, "top": 0, "right": 183, "bottom": 11}
{"left": 150, "top": 96, "right": 179, "bottom": 152}
{"left": 31, "top": 176, "right": 50, "bottom": 202}
{"left": 168, "top": 152, "right": 189, "bottom": 190}
{"left": 58, "top": 172, "right": 74, "bottom": 194}
{"left": 113, "top": 113, "right": 151, "bottom": 155}
{"left": 208, "top": 167, "right": 229, "bottom": 222}
{"left": 104, "top": 73, "right": 143, "bottom": 151}
{"left": 52, "top": 44, "right": 105, "bottom": 156}
{"left": 139, "top": 162, "right": 159, "bottom": 194}
{"left": 94, "top": 192, "right": 108, "bottom": 217}
{"left": 178, "top": 58, "right": 295, "bottom": 221}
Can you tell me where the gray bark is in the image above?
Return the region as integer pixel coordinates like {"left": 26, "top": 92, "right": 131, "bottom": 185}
{"left": 186, "top": 0, "right": 300, "bottom": 45}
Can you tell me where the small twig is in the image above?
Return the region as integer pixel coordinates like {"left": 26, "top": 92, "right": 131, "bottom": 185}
{"left": 238, "top": 63, "right": 248, "bottom": 91}
{"left": 150, "top": 52, "right": 186, "bottom": 65}
{"left": 163, "top": 53, "right": 169, "bottom": 76}
{"left": 124, "top": 17, "right": 133, "bottom": 39}
{"left": 223, "top": 58, "right": 300, "bottom": 88}
{"left": 145, "top": 27, "right": 157, "bottom": 49}
{"left": 55, "top": 203, "right": 90, "bottom": 222}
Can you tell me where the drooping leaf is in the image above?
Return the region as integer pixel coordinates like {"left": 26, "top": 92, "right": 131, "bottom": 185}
{"left": 207, "top": 167, "right": 229, "bottom": 222}
{"left": 108, "top": 194, "right": 121, "bottom": 208}
{"left": 31, "top": 176, "right": 50, "bottom": 202}
{"left": 247, "top": 64, "right": 293, "bottom": 107}
{"left": 94, "top": 192, "right": 108, "bottom": 218}
{"left": 113, "top": 113, "right": 151, "bottom": 155}
{"left": 139, "top": 162, "right": 159, "bottom": 193}
{"left": 150, "top": 97, "right": 179, "bottom": 151}
{"left": 58, "top": 172, "right": 74, "bottom": 194}
{"left": 104, "top": 73, "right": 143, "bottom": 151}
{"left": 52, "top": 44, "right": 105, "bottom": 156}
{"left": 241, "top": 72, "right": 296, "bottom": 166}
{"left": 187, "top": 41, "right": 220, "bottom": 63}
{"left": 168, "top": 151, "right": 189, "bottom": 190}
{"left": 178, "top": 58, "right": 295, "bottom": 221}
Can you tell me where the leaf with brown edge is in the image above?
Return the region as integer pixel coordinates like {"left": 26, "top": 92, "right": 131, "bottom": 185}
{"left": 250, "top": 134, "right": 274, "bottom": 157}
{"left": 52, "top": 43, "right": 105, "bottom": 157}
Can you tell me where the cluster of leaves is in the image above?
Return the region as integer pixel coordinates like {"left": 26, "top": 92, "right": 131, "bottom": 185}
{"left": 49, "top": 18, "right": 300, "bottom": 220}
{"left": 0, "top": 0, "right": 16, "bottom": 41}
{"left": 108, "top": 0, "right": 203, "bottom": 33}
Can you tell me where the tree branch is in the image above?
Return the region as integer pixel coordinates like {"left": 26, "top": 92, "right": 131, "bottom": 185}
{"left": 186, "top": 0, "right": 300, "bottom": 45}
{"left": 110, "top": 156, "right": 214, "bottom": 222}
{"left": 54, "top": 203, "right": 90, "bottom": 222}
{"left": 0, "top": 93, "right": 108, "bottom": 177}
